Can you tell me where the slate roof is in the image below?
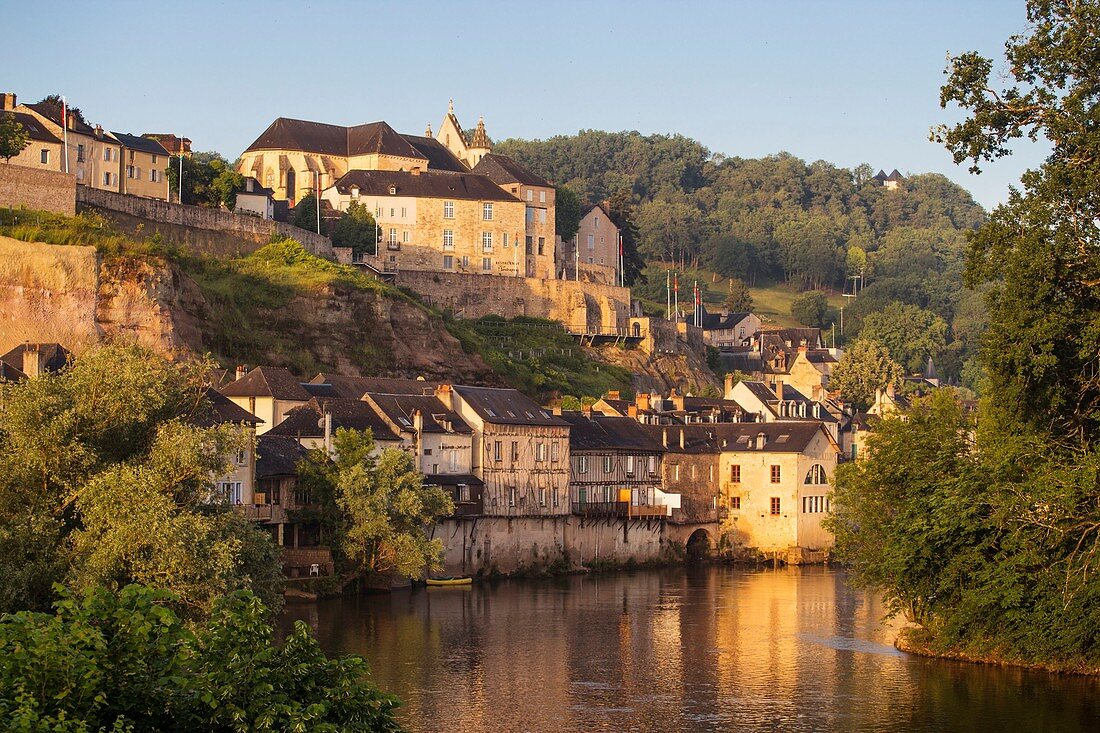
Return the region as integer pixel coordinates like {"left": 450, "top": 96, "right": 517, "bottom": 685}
{"left": 0, "top": 343, "right": 71, "bottom": 374}
{"left": 424, "top": 473, "right": 484, "bottom": 487}
{"left": 472, "top": 153, "right": 552, "bottom": 187}
{"left": 309, "top": 373, "right": 440, "bottom": 400}
{"left": 194, "top": 388, "right": 263, "bottom": 428}
{"left": 560, "top": 412, "right": 665, "bottom": 452}
{"left": 110, "top": 131, "right": 170, "bottom": 156}
{"left": 266, "top": 397, "right": 400, "bottom": 442}
{"left": 872, "top": 169, "right": 888, "bottom": 181}
{"left": 24, "top": 102, "right": 95, "bottom": 135}
{"left": 401, "top": 134, "right": 469, "bottom": 173}
{"left": 685, "top": 308, "right": 752, "bottom": 331}
{"left": 143, "top": 134, "right": 191, "bottom": 155}
{"left": 886, "top": 168, "right": 904, "bottom": 181}
{"left": 238, "top": 177, "right": 274, "bottom": 197}
{"left": 7, "top": 112, "right": 62, "bottom": 143}
{"left": 762, "top": 327, "right": 824, "bottom": 349}
{"left": 453, "top": 385, "right": 568, "bottom": 426}
{"left": 364, "top": 393, "right": 472, "bottom": 434}
{"left": 243, "top": 117, "right": 428, "bottom": 161}
{"left": 256, "top": 435, "right": 309, "bottom": 478}
{"left": 805, "top": 350, "right": 838, "bottom": 364}
{"left": 648, "top": 422, "right": 833, "bottom": 454}
{"left": 332, "top": 169, "right": 519, "bottom": 202}
{"left": 0, "top": 361, "right": 27, "bottom": 381}
{"left": 219, "top": 366, "right": 312, "bottom": 401}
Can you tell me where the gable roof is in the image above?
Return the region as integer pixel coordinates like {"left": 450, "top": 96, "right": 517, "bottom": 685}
{"left": 472, "top": 153, "right": 552, "bottom": 187}
{"left": 7, "top": 112, "right": 62, "bottom": 144}
{"left": 561, "top": 412, "right": 665, "bottom": 452}
{"left": 219, "top": 366, "right": 311, "bottom": 401}
{"left": 453, "top": 385, "right": 568, "bottom": 426}
{"left": 686, "top": 307, "right": 753, "bottom": 331}
{"left": 364, "top": 392, "right": 472, "bottom": 434}
{"left": 194, "top": 388, "right": 263, "bottom": 427}
{"left": 0, "top": 343, "right": 71, "bottom": 374}
{"left": 309, "top": 373, "right": 441, "bottom": 400}
{"left": 886, "top": 168, "right": 904, "bottom": 181}
{"left": 347, "top": 121, "right": 425, "bottom": 159}
{"left": 266, "top": 397, "right": 400, "bottom": 442}
{"left": 400, "top": 134, "right": 469, "bottom": 173}
{"left": 24, "top": 102, "right": 96, "bottom": 135}
{"left": 332, "top": 169, "right": 519, "bottom": 202}
{"left": 244, "top": 117, "right": 349, "bottom": 156}
{"left": 648, "top": 421, "right": 835, "bottom": 455}
{"left": 256, "top": 435, "right": 309, "bottom": 478}
{"left": 238, "top": 177, "right": 275, "bottom": 197}
{"left": 0, "top": 361, "right": 27, "bottom": 381}
{"left": 110, "top": 131, "right": 170, "bottom": 156}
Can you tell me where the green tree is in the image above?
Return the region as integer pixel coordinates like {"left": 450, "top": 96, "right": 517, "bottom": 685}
{"left": 0, "top": 344, "right": 281, "bottom": 616}
{"left": 210, "top": 164, "right": 245, "bottom": 211}
{"left": 555, "top": 184, "right": 582, "bottom": 241}
{"left": 860, "top": 302, "right": 947, "bottom": 373}
{"left": 331, "top": 200, "right": 379, "bottom": 254}
{"left": 829, "top": 338, "right": 904, "bottom": 408}
{"left": 0, "top": 583, "right": 402, "bottom": 731}
{"left": 0, "top": 112, "right": 29, "bottom": 162}
{"left": 303, "top": 429, "right": 453, "bottom": 580}
{"left": 293, "top": 192, "right": 324, "bottom": 234}
{"left": 790, "top": 290, "right": 828, "bottom": 328}
{"left": 36, "top": 94, "right": 87, "bottom": 126}
{"left": 725, "top": 277, "right": 753, "bottom": 312}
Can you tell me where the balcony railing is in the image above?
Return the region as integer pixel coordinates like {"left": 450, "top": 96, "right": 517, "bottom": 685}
{"left": 572, "top": 501, "right": 670, "bottom": 518}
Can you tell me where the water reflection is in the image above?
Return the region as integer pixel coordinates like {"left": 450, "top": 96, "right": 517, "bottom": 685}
{"left": 281, "top": 567, "right": 1100, "bottom": 733}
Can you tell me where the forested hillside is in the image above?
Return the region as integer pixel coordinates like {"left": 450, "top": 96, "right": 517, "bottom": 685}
{"left": 495, "top": 132, "right": 988, "bottom": 387}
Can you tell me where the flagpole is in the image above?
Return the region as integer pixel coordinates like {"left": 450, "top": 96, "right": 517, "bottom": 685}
{"left": 674, "top": 272, "right": 679, "bottom": 323}
{"left": 665, "top": 269, "right": 671, "bottom": 320}
{"left": 573, "top": 233, "right": 578, "bottom": 281}
{"left": 61, "top": 97, "right": 69, "bottom": 174}
{"left": 179, "top": 138, "right": 184, "bottom": 204}
{"left": 618, "top": 233, "right": 624, "bottom": 287}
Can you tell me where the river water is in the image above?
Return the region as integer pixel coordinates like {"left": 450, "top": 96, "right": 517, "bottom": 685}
{"left": 280, "top": 567, "right": 1100, "bottom": 732}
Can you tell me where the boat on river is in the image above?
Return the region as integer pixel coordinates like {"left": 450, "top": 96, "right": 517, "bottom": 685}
{"left": 425, "top": 576, "right": 473, "bottom": 587}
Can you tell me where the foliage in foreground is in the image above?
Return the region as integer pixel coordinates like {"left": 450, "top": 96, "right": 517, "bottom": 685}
{"left": 0, "top": 584, "right": 402, "bottom": 732}
{"left": 0, "top": 344, "right": 281, "bottom": 617}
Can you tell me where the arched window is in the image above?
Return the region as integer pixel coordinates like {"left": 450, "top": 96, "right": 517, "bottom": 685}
{"left": 804, "top": 464, "right": 828, "bottom": 485}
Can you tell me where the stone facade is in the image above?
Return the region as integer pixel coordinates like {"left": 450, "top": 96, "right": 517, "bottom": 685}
{"left": 560, "top": 204, "right": 620, "bottom": 284}
{"left": 11, "top": 98, "right": 123, "bottom": 192}
{"left": 395, "top": 269, "right": 632, "bottom": 334}
{"left": 0, "top": 164, "right": 76, "bottom": 215}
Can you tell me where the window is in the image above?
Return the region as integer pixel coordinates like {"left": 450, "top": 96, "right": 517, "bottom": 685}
{"left": 539, "top": 190, "right": 546, "bottom": 203}
{"left": 770, "top": 497, "right": 782, "bottom": 515}
{"left": 482, "top": 257, "right": 492, "bottom": 271}
{"left": 401, "top": 230, "right": 409, "bottom": 243}
{"left": 587, "top": 233, "right": 595, "bottom": 250}
{"left": 730, "top": 465, "right": 741, "bottom": 483}
{"left": 770, "top": 465, "right": 782, "bottom": 483}
{"left": 510, "top": 441, "right": 519, "bottom": 462}
{"left": 459, "top": 483, "right": 470, "bottom": 502}
{"left": 626, "top": 455, "right": 635, "bottom": 475}
{"left": 493, "top": 440, "right": 505, "bottom": 461}
{"left": 443, "top": 229, "right": 454, "bottom": 249}
{"left": 423, "top": 448, "right": 432, "bottom": 456}
{"left": 802, "top": 496, "right": 830, "bottom": 513}
{"left": 594, "top": 215, "right": 600, "bottom": 229}
{"left": 730, "top": 496, "right": 742, "bottom": 510}
{"left": 401, "top": 207, "right": 406, "bottom": 218}
{"left": 127, "top": 165, "right": 136, "bottom": 179}
{"left": 220, "top": 481, "right": 243, "bottom": 504}
{"left": 443, "top": 200, "right": 454, "bottom": 219}
{"left": 538, "top": 209, "right": 546, "bottom": 224}
{"left": 460, "top": 255, "right": 469, "bottom": 268}
{"left": 503, "top": 233, "right": 509, "bottom": 247}
{"left": 390, "top": 208, "right": 395, "bottom": 217}
{"left": 673, "top": 464, "right": 680, "bottom": 481}
{"left": 450, "top": 450, "right": 459, "bottom": 471}
{"left": 508, "top": 487, "right": 517, "bottom": 507}
{"left": 40, "top": 149, "right": 49, "bottom": 164}
{"left": 235, "top": 449, "right": 247, "bottom": 465}
{"left": 526, "top": 189, "right": 533, "bottom": 201}
{"left": 536, "top": 442, "right": 546, "bottom": 462}
{"left": 443, "top": 255, "right": 454, "bottom": 269}
{"left": 526, "top": 207, "right": 534, "bottom": 223}
{"left": 265, "top": 172, "right": 274, "bottom": 188}
{"left": 648, "top": 455, "right": 658, "bottom": 475}
{"left": 388, "top": 228, "right": 398, "bottom": 244}
{"left": 150, "top": 169, "right": 160, "bottom": 183}
{"left": 76, "top": 144, "right": 85, "bottom": 162}
{"left": 551, "top": 443, "right": 559, "bottom": 462}
{"left": 539, "top": 488, "right": 547, "bottom": 507}
{"left": 103, "top": 172, "right": 112, "bottom": 186}
{"left": 691, "top": 465, "right": 697, "bottom": 479}
{"left": 603, "top": 456, "right": 613, "bottom": 474}
{"left": 538, "top": 237, "right": 545, "bottom": 255}
{"left": 129, "top": 150, "right": 135, "bottom": 163}
{"left": 152, "top": 154, "right": 158, "bottom": 164}
{"left": 804, "top": 464, "right": 828, "bottom": 484}
{"left": 526, "top": 236, "right": 533, "bottom": 254}
{"left": 103, "top": 148, "right": 113, "bottom": 162}
{"left": 575, "top": 455, "right": 588, "bottom": 473}
{"left": 482, "top": 203, "right": 493, "bottom": 220}
{"left": 482, "top": 231, "right": 493, "bottom": 251}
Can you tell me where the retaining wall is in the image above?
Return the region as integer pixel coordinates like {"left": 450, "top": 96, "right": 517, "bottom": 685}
{"left": 77, "top": 186, "right": 332, "bottom": 256}
{"left": 0, "top": 164, "right": 76, "bottom": 215}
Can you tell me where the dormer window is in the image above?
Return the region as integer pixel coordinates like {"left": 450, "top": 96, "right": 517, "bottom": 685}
{"left": 389, "top": 185, "right": 397, "bottom": 195}
{"left": 350, "top": 186, "right": 360, "bottom": 198}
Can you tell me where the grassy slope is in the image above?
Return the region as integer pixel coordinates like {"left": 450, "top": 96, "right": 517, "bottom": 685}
{"left": 639, "top": 263, "right": 846, "bottom": 328}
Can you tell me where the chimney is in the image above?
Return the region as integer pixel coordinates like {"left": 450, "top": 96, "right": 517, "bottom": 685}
{"left": 582, "top": 404, "right": 593, "bottom": 419}
{"left": 435, "top": 383, "right": 454, "bottom": 409}
{"left": 637, "top": 392, "right": 651, "bottom": 411}
{"left": 756, "top": 432, "right": 767, "bottom": 450}
{"left": 662, "top": 428, "right": 668, "bottom": 448}
{"left": 21, "top": 343, "right": 44, "bottom": 378}
{"left": 235, "top": 365, "right": 246, "bottom": 380}
{"left": 607, "top": 390, "right": 621, "bottom": 401}
{"left": 412, "top": 409, "right": 424, "bottom": 435}
{"left": 1, "top": 92, "right": 15, "bottom": 111}
{"left": 66, "top": 111, "right": 76, "bottom": 130}
{"left": 323, "top": 410, "right": 334, "bottom": 457}
{"left": 411, "top": 166, "right": 421, "bottom": 176}
{"left": 812, "top": 384, "right": 823, "bottom": 401}
{"left": 94, "top": 124, "right": 103, "bottom": 138}
{"left": 628, "top": 405, "right": 638, "bottom": 419}
{"left": 774, "top": 379, "right": 784, "bottom": 401}
{"left": 679, "top": 429, "right": 685, "bottom": 450}
{"left": 723, "top": 373, "right": 735, "bottom": 397}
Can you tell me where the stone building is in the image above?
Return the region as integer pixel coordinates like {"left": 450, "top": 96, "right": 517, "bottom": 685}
{"left": 561, "top": 410, "right": 666, "bottom": 516}
{"left": 472, "top": 153, "right": 556, "bottom": 279}
{"left": 559, "top": 204, "right": 621, "bottom": 285}
{"left": 110, "top": 132, "right": 171, "bottom": 200}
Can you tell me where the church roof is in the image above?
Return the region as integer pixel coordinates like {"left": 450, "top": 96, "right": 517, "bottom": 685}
{"left": 886, "top": 168, "right": 904, "bottom": 181}
{"left": 400, "top": 134, "right": 469, "bottom": 173}
{"left": 872, "top": 169, "right": 888, "bottom": 181}
{"left": 332, "top": 169, "right": 520, "bottom": 202}
{"left": 244, "top": 117, "right": 427, "bottom": 162}
{"left": 468, "top": 117, "right": 490, "bottom": 149}
{"left": 347, "top": 121, "right": 424, "bottom": 159}
{"left": 472, "top": 153, "right": 552, "bottom": 187}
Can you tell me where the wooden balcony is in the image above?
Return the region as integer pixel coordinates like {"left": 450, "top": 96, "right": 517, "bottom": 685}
{"left": 572, "top": 501, "right": 670, "bottom": 518}
{"left": 235, "top": 503, "right": 288, "bottom": 523}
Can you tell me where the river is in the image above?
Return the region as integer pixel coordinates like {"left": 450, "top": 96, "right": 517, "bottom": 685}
{"left": 280, "top": 566, "right": 1100, "bottom": 732}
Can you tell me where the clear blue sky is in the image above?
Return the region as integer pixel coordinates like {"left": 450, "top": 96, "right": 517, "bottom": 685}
{"left": 2, "top": 0, "right": 1044, "bottom": 210}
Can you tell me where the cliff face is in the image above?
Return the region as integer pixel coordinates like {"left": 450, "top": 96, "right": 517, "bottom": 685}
{"left": 1, "top": 240, "right": 495, "bottom": 383}
{"left": 592, "top": 344, "right": 722, "bottom": 395}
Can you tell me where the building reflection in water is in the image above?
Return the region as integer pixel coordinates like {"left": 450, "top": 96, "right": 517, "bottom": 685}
{"left": 280, "top": 567, "right": 1100, "bottom": 733}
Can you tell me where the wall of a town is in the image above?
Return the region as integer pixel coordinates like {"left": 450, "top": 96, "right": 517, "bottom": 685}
{"left": 432, "top": 515, "right": 671, "bottom": 575}
{"left": 77, "top": 186, "right": 333, "bottom": 256}
{"left": 0, "top": 164, "right": 76, "bottom": 215}
{"left": 395, "top": 269, "right": 632, "bottom": 333}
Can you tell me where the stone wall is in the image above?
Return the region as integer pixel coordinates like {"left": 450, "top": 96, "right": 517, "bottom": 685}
{"left": 0, "top": 236, "right": 100, "bottom": 350}
{"left": 432, "top": 515, "right": 671, "bottom": 576}
{"left": 395, "top": 269, "right": 632, "bottom": 334}
{"left": 0, "top": 164, "right": 76, "bottom": 215}
{"left": 77, "top": 186, "right": 333, "bottom": 256}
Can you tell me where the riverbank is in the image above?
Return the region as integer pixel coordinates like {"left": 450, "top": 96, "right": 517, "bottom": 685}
{"left": 895, "top": 626, "right": 1100, "bottom": 676}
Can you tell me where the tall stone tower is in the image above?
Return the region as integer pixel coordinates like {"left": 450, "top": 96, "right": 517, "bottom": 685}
{"left": 467, "top": 116, "right": 491, "bottom": 166}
